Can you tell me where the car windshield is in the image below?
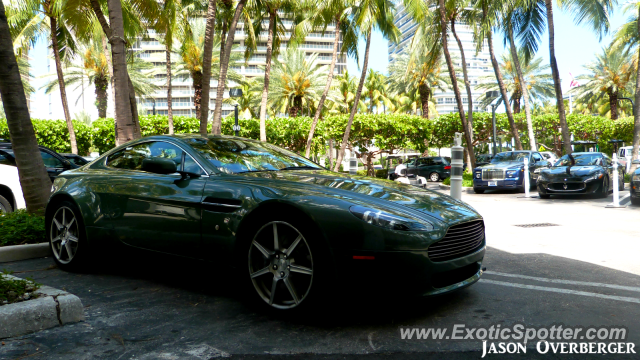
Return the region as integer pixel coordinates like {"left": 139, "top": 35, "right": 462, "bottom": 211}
{"left": 186, "top": 138, "right": 323, "bottom": 174}
{"left": 491, "top": 152, "right": 529, "bottom": 163}
{"left": 554, "top": 154, "right": 602, "bottom": 167}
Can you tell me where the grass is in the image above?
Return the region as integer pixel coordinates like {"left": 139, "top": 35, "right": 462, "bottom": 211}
{"left": 0, "top": 210, "right": 46, "bottom": 247}
{"left": 443, "top": 173, "right": 474, "bottom": 187}
{"left": 0, "top": 271, "right": 40, "bottom": 305}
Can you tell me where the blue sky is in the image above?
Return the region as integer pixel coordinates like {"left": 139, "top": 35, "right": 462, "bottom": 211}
{"left": 346, "top": 4, "right": 630, "bottom": 91}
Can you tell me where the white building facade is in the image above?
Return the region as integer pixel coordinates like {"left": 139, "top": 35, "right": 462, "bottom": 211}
{"left": 388, "top": 5, "right": 492, "bottom": 115}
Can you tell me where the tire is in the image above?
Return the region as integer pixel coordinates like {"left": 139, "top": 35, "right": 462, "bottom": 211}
{"left": 242, "top": 214, "right": 328, "bottom": 312}
{"left": 0, "top": 195, "right": 12, "bottom": 214}
{"left": 631, "top": 196, "right": 640, "bottom": 206}
{"left": 46, "top": 200, "right": 89, "bottom": 272}
{"left": 597, "top": 177, "right": 609, "bottom": 199}
{"left": 473, "top": 188, "right": 485, "bottom": 194}
{"left": 429, "top": 172, "right": 440, "bottom": 182}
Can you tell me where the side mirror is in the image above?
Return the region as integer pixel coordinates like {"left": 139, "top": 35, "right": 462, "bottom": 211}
{"left": 633, "top": 160, "right": 640, "bottom": 165}
{"left": 142, "top": 157, "right": 177, "bottom": 174}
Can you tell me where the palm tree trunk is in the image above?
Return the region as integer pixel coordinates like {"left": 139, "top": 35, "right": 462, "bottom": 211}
{"left": 126, "top": 74, "right": 141, "bottom": 136}
{"left": 508, "top": 27, "right": 536, "bottom": 151}
{"left": 95, "top": 77, "right": 108, "bottom": 118}
{"left": 333, "top": 30, "right": 371, "bottom": 172}
{"left": 49, "top": 14, "right": 78, "bottom": 154}
{"left": 632, "top": 4, "right": 640, "bottom": 173}
{"left": 328, "top": 138, "right": 334, "bottom": 168}
{"left": 438, "top": 1, "right": 475, "bottom": 168}
{"left": 305, "top": 20, "right": 340, "bottom": 157}
{"left": 451, "top": 19, "right": 475, "bottom": 157}
{"left": 101, "top": 36, "right": 117, "bottom": 142}
{"left": 259, "top": 9, "right": 277, "bottom": 142}
{"left": 513, "top": 95, "right": 521, "bottom": 113}
{"left": 418, "top": 82, "right": 430, "bottom": 119}
{"left": 193, "top": 71, "right": 203, "bottom": 119}
{"left": 609, "top": 88, "right": 618, "bottom": 120}
{"left": 290, "top": 95, "right": 303, "bottom": 117}
{"left": 487, "top": 25, "right": 522, "bottom": 150}
{"left": 211, "top": 0, "right": 247, "bottom": 134}
{"left": 166, "top": 42, "right": 173, "bottom": 134}
{"left": 0, "top": 0, "right": 51, "bottom": 212}
{"left": 199, "top": 0, "right": 217, "bottom": 135}
{"left": 545, "top": 0, "right": 571, "bottom": 155}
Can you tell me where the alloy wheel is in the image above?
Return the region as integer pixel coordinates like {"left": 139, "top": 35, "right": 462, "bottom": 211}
{"left": 430, "top": 173, "right": 439, "bottom": 182}
{"left": 50, "top": 207, "right": 80, "bottom": 264}
{"left": 248, "top": 221, "right": 314, "bottom": 309}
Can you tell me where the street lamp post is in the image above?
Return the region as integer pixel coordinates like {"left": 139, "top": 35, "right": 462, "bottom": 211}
{"left": 229, "top": 88, "right": 243, "bottom": 136}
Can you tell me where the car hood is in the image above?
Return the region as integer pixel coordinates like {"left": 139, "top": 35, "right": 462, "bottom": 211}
{"left": 234, "top": 170, "right": 480, "bottom": 225}
{"left": 541, "top": 166, "right": 601, "bottom": 180}
{"left": 476, "top": 161, "right": 524, "bottom": 170}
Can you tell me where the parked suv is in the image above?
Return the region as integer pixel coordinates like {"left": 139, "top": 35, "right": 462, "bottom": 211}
{"left": 0, "top": 140, "right": 79, "bottom": 212}
{"left": 404, "top": 156, "right": 453, "bottom": 182}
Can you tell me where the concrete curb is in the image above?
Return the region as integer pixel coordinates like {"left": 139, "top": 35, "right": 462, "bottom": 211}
{"left": 0, "top": 274, "right": 84, "bottom": 339}
{"left": 438, "top": 184, "right": 475, "bottom": 193}
{"left": 0, "top": 243, "right": 50, "bottom": 263}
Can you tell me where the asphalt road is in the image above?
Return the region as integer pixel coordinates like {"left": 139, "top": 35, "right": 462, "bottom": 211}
{"left": 2, "top": 185, "right": 640, "bottom": 360}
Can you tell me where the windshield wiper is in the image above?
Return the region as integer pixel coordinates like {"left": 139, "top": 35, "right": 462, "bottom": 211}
{"left": 279, "top": 166, "right": 322, "bottom": 171}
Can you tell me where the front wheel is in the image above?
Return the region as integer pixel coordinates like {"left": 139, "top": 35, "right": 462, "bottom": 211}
{"left": 473, "top": 188, "right": 485, "bottom": 194}
{"left": 246, "top": 220, "right": 320, "bottom": 311}
{"left": 631, "top": 196, "right": 640, "bottom": 206}
{"left": 539, "top": 193, "right": 550, "bottom": 199}
{"left": 597, "top": 177, "right": 609, "bottom": 198}
{"left": 46, "top": 201, "right": 88, "bottom": 271}
{"left": 429, "top": 172, "right": 440, "bottom": 182}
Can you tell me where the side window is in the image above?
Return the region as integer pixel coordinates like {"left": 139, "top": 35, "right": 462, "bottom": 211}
{"left": 41, "top": 151, "right": 64, "bottom": 168}
{"left": 432, "top": 158, "right": 443, "bottom": 165}
{"left": 533, "top": 153, "right": 543, "bottom": 162}
{"left": 619, "top": 148, "right": 625, "bottom": 157}
{"left": 0, "top": 150, "right": 15, "bottom": 166}
{"left": 183, "top": 155, "right": 204, "bottom": 175}
{"left": 107, "top": 141, "right": 184, "bottom": 172}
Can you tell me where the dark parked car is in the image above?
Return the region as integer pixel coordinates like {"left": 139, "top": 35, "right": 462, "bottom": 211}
{"left": 46, "top": 135, "right": 486, "bottom": 311}
{"left": 472, "top": 151, "right": 550, "bottom": 193}
{"left": 630, "top": 160, "right": 640, "bottom": 206}
{"left": 405, "top": 156, "right": 454, "bottom": 182}
{"left": 0, "top": 141, "right": 78, "bottom": 182}
{"left": 537, "top": 152, "right": 624, "bottom": 199}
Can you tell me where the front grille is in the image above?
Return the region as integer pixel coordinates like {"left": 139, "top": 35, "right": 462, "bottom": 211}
{"left": 548, "top": 182, "right": 586, "bottom": 191}
{"left": 482, "top": 169, "right": 504, "bottom": 180}
{"left": 428, "top": 220, "right": 485, "bottom": 262}
{"left": 432, "top": 263, "right": 481, "bottom": 288}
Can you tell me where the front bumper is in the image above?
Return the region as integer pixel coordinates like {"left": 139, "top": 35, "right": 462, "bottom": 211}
{"left": 537, "top": 179, "right": 602, "bottom": 195}
{"left": 473, "top": 177, "right": 522, "bottom": 190}
{"left": 335, "top": 243, "right": 485, "bottom": 297}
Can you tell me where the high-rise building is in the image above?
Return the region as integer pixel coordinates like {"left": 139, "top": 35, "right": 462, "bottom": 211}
{"left": 135, "top": 19, "right": 346, "bottom": 118}
{"left": 388, "top": 5, "right": 492, "bottom": 115}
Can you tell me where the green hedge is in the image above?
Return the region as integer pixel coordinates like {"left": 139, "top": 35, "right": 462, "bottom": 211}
{"left": 0, "top": 113, "right": 637, "bottom": 156}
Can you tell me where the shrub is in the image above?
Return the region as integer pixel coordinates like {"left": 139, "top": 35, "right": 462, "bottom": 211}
{"left": 442, "top": 173, "right": 474, "bottom": 187}
{"left": 375, "top": 169, "right": 388, "bottom": 179}
{"left": 0, "top": 210, "right": 46, "bottom": 246}
{"left": 0, "top": 272, "right": 40, "bottom": 304}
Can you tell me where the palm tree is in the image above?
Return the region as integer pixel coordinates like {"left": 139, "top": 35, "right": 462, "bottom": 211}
{"left": 0, "top": 0, "right": 51, "bottom": 212}
{"left": 211, "top": 0, "right": 249, "bottom": 134}
{"left": 535, "top": 0, "right": 615, "bottom": 155}
{"left": 245, "top": 0, "right": 301, "bottom": 141}
{"left": 200, "top": 0, "right": 218, "bottom": 135}
{"left": 7, "top": 0, "right": 80, "bottom": 153}
{"left": 224, "top": 81, "right": 260, "bottom": 118}
{"left": 252, "top": 49, "right": 333, "bottom": 117}
{"left": 363, "top": 70, "right": 388, "bottom": 113}
{"left": 387, "top": 51, "right": 449, "bottom": 118}
{"left": 571, "top": 46, "right": 635, "bottom": 120}
{"left": 333, "top": 70, "right": 362, "bottom": 112}
{"left": 333, "top": 0, "right": 400, "bottom": 171}
{"left": 476, "top": 51, "right": 554, "bottom": 112}
{"left": 298, "top": 0, "right": 359, "bottom": 157}
{"left": 174, "top": 19, "right": 244, "bottom": 121}
{"left": 472, "top": 0, "right": 522, "bottom": 150}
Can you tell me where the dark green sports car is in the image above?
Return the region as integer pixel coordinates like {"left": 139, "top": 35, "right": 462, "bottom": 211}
{"left": 46, "top": 135, "right": 486, "bottom": 310}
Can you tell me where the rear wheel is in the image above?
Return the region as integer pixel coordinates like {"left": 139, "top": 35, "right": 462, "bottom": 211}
{"left": 0, "top": 195, "right": 12, "bottom": 214}
{"left": 46, "top": 201, "right": 88, "bottom": 271}
{"left": 429, "top": 172, "right": 440, "bottom": 182}
{"left": 245, "top": 218, "right": 324, "bottom": 312}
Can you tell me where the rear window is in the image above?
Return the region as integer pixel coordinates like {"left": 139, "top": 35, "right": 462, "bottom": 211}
{"left": 443, "top": 157, "right": 451, "bottom": 164}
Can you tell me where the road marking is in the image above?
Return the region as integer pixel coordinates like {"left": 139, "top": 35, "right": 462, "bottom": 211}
{"left": 485, "top": 271, "right": 640, "bottom": 293}
{"left": 480, "top": 279, "right": 640, "bottom": 304}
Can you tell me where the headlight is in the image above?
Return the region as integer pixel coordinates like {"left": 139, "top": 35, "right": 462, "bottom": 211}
{"left": 349, "top": 205, "right": 434, "bottom": 231}
{"left": 585, "top": 173, "right": 604, "bottom": 182}
{"left": 475, "top": 172, "right": 481, "bottom": 179}
{"left": 506, "top": 170, "right": 518, "bottom": 178}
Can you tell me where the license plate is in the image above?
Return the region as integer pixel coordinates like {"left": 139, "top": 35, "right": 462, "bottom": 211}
{"left": 488, "top": 181, "right": 497, "bottom": 186}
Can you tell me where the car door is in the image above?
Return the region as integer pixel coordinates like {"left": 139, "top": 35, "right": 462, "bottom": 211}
{"left": 531, "top": 153, "right": 546, "bottom": 180}
{"left": 101, "top": 140, "right": 207, "bottom": 258}
{"left": 415, "top": 158, "right": 433, "bottom": 177}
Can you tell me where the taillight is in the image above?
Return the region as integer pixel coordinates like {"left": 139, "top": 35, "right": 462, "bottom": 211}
{"left": 444, "top": 166, "right": 451, "bottom": 170}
